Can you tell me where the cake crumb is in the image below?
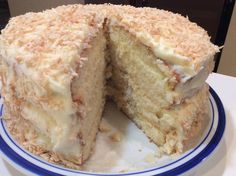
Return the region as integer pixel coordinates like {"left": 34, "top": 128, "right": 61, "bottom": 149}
{"left": 99, "top": 119, "right": 111, "bottom": 133}
{"left": 109, "top": 132, "right": 122, "bottom": 142}
{"left": 155, "top": 150, "right": 163, "bottom": 158}
{"left": 119, "top": 169, "right": 129, "bottom": 173}
{"left": 144, "top": 153, "right": 156, "bottom": 163}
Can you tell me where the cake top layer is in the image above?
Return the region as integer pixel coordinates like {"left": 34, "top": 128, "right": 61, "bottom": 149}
{"left": 110, "top": 6, "right": 218, "bottom": 61}
{"left": 104, "top": 5, "right": 218, "bottom": 77}
{"left": 0, "top": 5, "right": 104, "bottom": 92}
{"left": 0, "top": 4, "right": 218, "bottom": 86}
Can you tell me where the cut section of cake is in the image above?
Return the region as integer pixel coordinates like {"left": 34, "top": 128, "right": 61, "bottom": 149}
{"left": 106, "top": 5, "right": 218, "bottom": 154}
{"left": 0, "top": 4, "right": 219, "bottom": 167}
{"left": 107, "top": 26, "right": 211, "bottom": 153}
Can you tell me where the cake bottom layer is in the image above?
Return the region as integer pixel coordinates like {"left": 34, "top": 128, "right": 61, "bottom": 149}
{"left": 5, "top": 115, "right": 82, "bottom": 169}
{"left": 111, "top": 83, "right": 210, "bottom": 154}
{"left": 4, "top": 84, "right": 210, "bottom": 169}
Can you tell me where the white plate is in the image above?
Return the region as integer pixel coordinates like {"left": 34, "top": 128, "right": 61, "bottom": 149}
{"left": 0, "top": 87, "right": 225, "bottom": 176}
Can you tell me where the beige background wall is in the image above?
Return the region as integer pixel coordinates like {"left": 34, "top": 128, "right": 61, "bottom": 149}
{"left": 8, "top": 0, "right": 84, "bottom": 16}
{"left": 218, "top": 3, "right": 236, "bottom": 77}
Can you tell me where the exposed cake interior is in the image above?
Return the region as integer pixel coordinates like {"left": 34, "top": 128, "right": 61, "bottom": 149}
{"left": 107, "top": 26, "right": 210, "bottom": 153}
{"left": 71, "top": 31, "right": 106, "bottom": 163}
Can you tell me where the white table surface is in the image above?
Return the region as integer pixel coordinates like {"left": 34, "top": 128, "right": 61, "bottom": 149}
{"left": 0, "top": 72, "right": 235, "bottom": 176}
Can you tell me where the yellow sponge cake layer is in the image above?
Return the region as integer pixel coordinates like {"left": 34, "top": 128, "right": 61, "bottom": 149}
{"left": 108, "top": 26, "right": 210, "bottom": 153}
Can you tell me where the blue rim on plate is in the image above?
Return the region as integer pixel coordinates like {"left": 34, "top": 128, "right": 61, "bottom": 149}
{"left": 0, "top": 87, "right": 226, "bottom": 176}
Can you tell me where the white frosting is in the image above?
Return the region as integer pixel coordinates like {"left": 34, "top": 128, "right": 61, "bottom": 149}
{"left": 176, "top": 65, "right": 209, "bottom": 99}
{"left": 22, "top": 103, "right": 81, "bottom": 156}
{"left": 136, "top": 33, "right": 191, "bottom": 66}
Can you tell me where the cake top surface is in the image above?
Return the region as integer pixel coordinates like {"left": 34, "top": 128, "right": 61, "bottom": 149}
{"left": 0, "top": 4, "right": 219, "bottom": 86}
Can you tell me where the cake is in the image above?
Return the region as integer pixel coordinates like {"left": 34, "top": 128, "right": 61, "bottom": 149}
{"left": 0, "top": 4, "right": 219, "bottom": 168}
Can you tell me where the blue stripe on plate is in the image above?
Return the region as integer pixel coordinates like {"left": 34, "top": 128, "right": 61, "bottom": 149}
{"left": 0, "top": 104, "right": 3, "bottom": 117}
{"left": 0, "top": 87, "right": 225, "bottom": 176}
